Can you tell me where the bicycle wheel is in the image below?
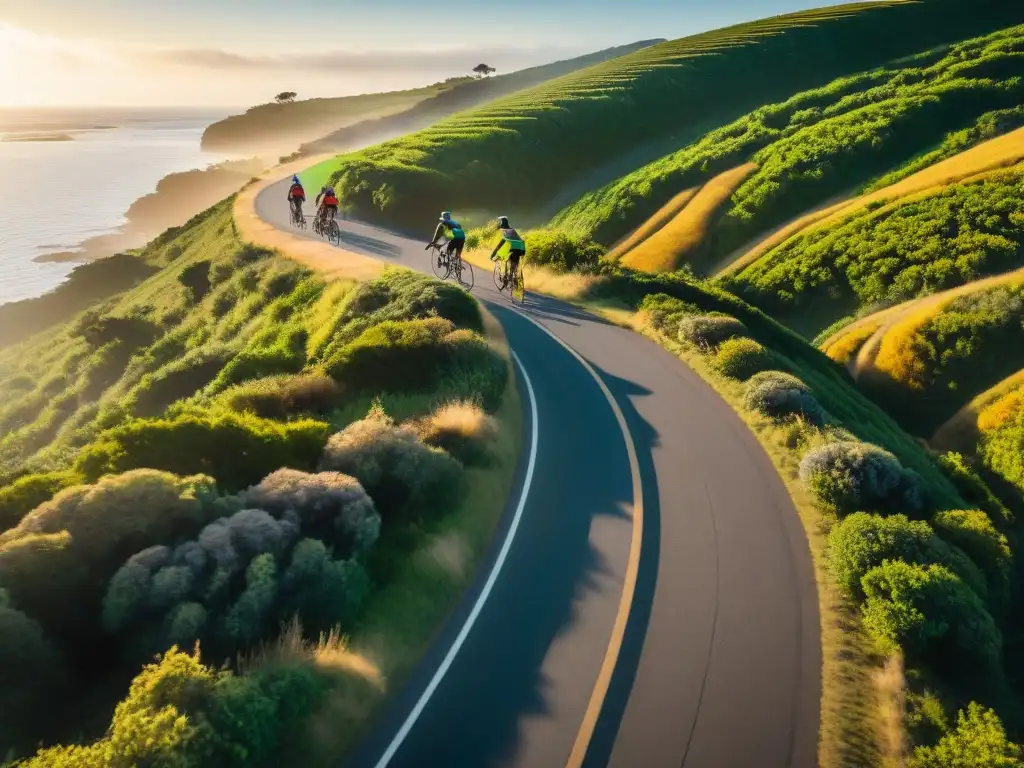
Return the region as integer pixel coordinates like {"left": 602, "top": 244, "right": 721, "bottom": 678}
{"left": 512, "top": 267, "right": 525, "bottom": 304}
{"left": 456, "top": 259, "right": 474, "bottom": 292}
{"left": 328, "top": 220, "right": 341, "bottom": 245}
{"left": 492, "top": 261, "right": 505, "bottom": 291}
{"left": 430, "top": 248, "right": 451, "bottom": 280}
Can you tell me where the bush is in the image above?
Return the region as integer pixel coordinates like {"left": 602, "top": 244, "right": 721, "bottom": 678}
{"left": 910, "top": 702, "right": 1022, "bottom": 768}
{"left": 0, "top": 471, "right": 80, "bottom": 532}
{"left": 677, "top": 314, "right": 747, "bottom": 348}
{"left": 213, "top": 325, "right": 309, "bottom": 391}
{"left": 861, "top": 560, "right": 1001, "bottom": 667}
{"left": 319, "top": 411, "right": 464, "bottom": 526}
{"left": 933, "top": 509, "right": 1012, "bottom": 613}
{"left": 712, "top": 337, "right": 776, "bottom": 380}
{"left": 520, "top": 228, "right": 605, "bottom": 272}
{"left": 935, "top": 452, "right": 1013, "bottom": 528}
{"left": 178, "top": 259, "right": 213, "bottom": 302}
{"left": 0, "top": 590, "right": 67, "bottom": 754}
{"left": 131, "top": 346, "right": 235, "bottom": 417}
{"left": 638, "top": 292, "right": 701, "bottom": 335}
{"left": 411, "top": 401, "right": 499, "bottom": 465}
{"left": 19, "top": 646, "right": 331, "bottom": 768}
{"left": 0, "top": 470, "right": 217, "bottom": 641}
{"left": 799, "top": 440, "right": 924, "bottom": 515}
{"left": 76, "top": 315, "right": 160, "bottom": 349}
{"left": 440, "top": 329, "right": 508, "bottom": 413}
{"left": 827, "top": 512, "right": 989, "bottom": 601}
{"left": 74, "top": 411, "right": 330, "bottom": 492}
{"left": 237, "top": 469, "right": 381, "bottom": 557}
{"left": 220, "top": 374, "right": 344, "bottom": 419}
{"left": 743, "top": 370, "right": 827, "bottom": 425}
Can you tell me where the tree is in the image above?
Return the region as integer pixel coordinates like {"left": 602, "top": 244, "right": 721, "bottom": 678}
{"left": 274, "top": 91, "right": 297, "bottom": 104}
{"left": 472, "top": 64, "right": 496, "bottom": 78}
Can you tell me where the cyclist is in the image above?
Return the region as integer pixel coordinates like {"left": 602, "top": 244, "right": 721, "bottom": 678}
{"left": 427, "top": 211, "right": 466, "bottom": 263}
{"left": 315, "top": 185, "right": 339, "bottom": 227}
{"left": 287, "top": 175, "right": 305, "bottom": 220}
{"left": 489, "top": 215, "right": 525, "bottom": 287}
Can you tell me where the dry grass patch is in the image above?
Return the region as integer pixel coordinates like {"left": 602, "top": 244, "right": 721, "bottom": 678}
{"left": 411, "top": 400, "right": 499, "bottom": 465}
{"left": 622, "top": 164, "right": 757, "bottom": 273}
{"left": 932, "top": 368, "right": 1024, "bottom": 453}
{"left": 606, "top": 186, "right": 700, "bottom": 261}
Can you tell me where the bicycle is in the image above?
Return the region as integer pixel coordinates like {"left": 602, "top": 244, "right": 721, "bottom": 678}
{"left": 426, "top": 241, "right": 475, "bottom": 291}
{"left": 492, "top": 257, "right": 525, "bottom": 304}
{"left": 313, "top": 208, "right": 341, "bottom": 245}
{"left": 289, "top": 202, "right": 306, "bottom": 229}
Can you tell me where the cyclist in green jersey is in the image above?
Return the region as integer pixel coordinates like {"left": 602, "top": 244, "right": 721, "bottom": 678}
{"left": 427, "top": 211, "right": 466, "bottom": 263}
{"left": 489, "top": 215, "right": 525, "bottom": 284}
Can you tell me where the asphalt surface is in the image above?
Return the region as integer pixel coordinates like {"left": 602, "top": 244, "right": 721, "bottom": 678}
{"left": 256, "top": 183, "right": 821, "bottom": 768}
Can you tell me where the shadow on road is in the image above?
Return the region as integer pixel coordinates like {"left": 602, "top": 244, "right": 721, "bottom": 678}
{"left": 336, "top": 229, "right": 403, "bottom": 258}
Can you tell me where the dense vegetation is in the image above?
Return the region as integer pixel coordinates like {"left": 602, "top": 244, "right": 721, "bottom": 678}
{"left": 557, "top": 22, "right": 1024, "bottom": 270}
{"left": 319, "top": 0, "right": 1024, "bottom": 234}
{"left": 728, "top": 165, "right": 1024, "bottom": 331}
{"left": 0, "top": 197, "right": 509, "bottom": 764}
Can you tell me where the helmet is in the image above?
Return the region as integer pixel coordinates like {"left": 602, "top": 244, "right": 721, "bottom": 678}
{"left": 292, "top": 175, "right": 300, "bottom": 184}
{"left": 497, "top": 215, "right": 510, "bottom": 229}
{"left": 325, "top": 186, "right": 335, "bottom": 195}
{"left": 440, "top": 211, "right": 453, "bottom": 222}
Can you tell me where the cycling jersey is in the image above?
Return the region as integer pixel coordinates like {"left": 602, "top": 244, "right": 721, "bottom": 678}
{"left": 288, "top": 184, "right": 305, "bottom": 200}
{"left": 491, "top": 227, "right": 526, "bottom": 262}
{"left": 321, "top": 194, "right": 339, "bottom": 207}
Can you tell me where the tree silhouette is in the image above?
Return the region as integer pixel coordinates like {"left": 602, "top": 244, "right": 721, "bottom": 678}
{"left": 472, "top": 64, "right": 496, "bottom": 78}
{"left": 274, "top": 91, "right": 298, "bottom": 104}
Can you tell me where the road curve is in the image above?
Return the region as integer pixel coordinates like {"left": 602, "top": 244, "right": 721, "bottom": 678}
{"left": 255, "top": 181, "right": 821, "bottom": 768}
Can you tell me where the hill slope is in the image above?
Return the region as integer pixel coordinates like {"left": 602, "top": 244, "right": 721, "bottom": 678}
{"left": 201, "top": 40, "right": 661, "bottom": 156}
{"left": 319, "top": 0, "right": 1022, "bottom": 232}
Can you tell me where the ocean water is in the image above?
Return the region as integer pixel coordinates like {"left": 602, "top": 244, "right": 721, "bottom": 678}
{"left": 0, "top": 108, "right": 233, "bottom": 305}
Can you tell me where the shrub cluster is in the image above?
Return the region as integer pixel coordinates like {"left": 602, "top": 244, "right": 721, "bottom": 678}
{"left": 743, "top": 370, "right": 827, "bottom": 425}
{"left": 219, "top": 374, "right": 344, "bottom": 420}
{"left": 799, "top": 440, "right": 924, "bottom": 515}
{"left": 712, "top": 337, "right": 776, "bottom": 380}
{"left": 0, "top": 471, "right": 80, "bottom": 532}
{"left": 677, "top": 314, "right": 747, "bottom": 348}
{"left": 518, "top": 228, "right": 605, "bottom": 272}
{"left": 410, "top": 400, "right": 500, "bottom": 466}
{"left": 320, "top": 410, "right": 464, "bottom": 526}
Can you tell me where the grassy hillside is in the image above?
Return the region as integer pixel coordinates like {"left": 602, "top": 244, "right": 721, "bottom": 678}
{"left": 557, "top": 21, "right": 1024, "bottom": 273}
{"left": 0, "top": 198, "right": 518, "bottom": 766}
{"left": 202, "top": 41, "right": 660, "bottom": 157}
{"left": 316, "top": 0, "right": 1021, "bottom": 234}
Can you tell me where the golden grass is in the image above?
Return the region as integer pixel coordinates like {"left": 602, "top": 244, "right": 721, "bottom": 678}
{"left": 875, "top": 652, "right": 908, "bottom": 767}
{"left": 932, "top": 368, "right": 1024, "bottom": 453}
{"left": 605, "top": 186, "right": 700, "bottom": 261}
{"left": 291, "top": 305, "right": 523, "bottom": 765}
{"left": 821, "top": 316, "right": 891, "bottom": 367}
{"left": 621, "top": 163, "right": 758, "bottom": 273}
{"left": 417, "top": 400, "right": 499, "bottom": 442}
{"left": 721, "top": 127, "right": 1024, "bottom": 278}
{"left": 638, "top": 319, "right": 891, "bottom": 768}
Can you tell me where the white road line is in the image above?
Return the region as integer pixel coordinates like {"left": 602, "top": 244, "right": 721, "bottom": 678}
{"left": 372, "top": 349, "right": 540, "bottom": 768}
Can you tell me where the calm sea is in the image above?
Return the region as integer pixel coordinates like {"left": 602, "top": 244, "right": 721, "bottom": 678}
{"left": 0, "top": 107, "right": 236, "bottom": 305}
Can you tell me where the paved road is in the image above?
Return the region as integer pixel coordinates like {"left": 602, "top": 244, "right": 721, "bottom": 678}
{"left": 256, "top": 183, "right": 821, "bottom": 768}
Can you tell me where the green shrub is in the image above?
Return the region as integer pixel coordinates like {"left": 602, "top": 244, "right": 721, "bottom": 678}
{"left": 712, "top": 337, "right": 775, "bottom": 380}
{"left": 19, "top": 646, "right": 331, "bottom": 768}
{"left": 178, "top": 259, "right": 213, "bottom": 302}
{"left": 74, "top": 411, "right": 330, "bottom": 492}
{"left": 638, "top": 292, "right": 701, "bottom": 335}
{"left": 861, "top": 560, "right": 1001, "bottom": 667}
{"left": 220, "top": 374, "right": 344, "bottom": 420}
{"left": 411, "top": 401, "right": 500, "bottom": 465}
{"left": 325, "top": 316, "right": 456, "bottom": 392}
{"left": 0, "top": 470, "right": 217, "bottom": 641}
{"left": 319, "top": 411, "right": 464, "bottom": 526}
{"left": 677, "top": 314, "right": 747, "bottom": 348}
{"left": 827, "top": 512, "right": 988, "bottom": 602}
{"left": 131, "top": 346, "right": 235, "bottom": 417}
{"left": 935, "top": 452, "right": 1013, "bottom": 528}
{"left": 439, "top": 329, "right": 508, "bottom": 413}
{"left": 237, "top": 468, "right": 381, "bottom": 557}
{"left": 0, "top": 471, "right": 80, "bottom": 532}
{"left": 520, "top": 228, "right": 605, "bottom": 272}
{"left": 799, "top": 440, "right": 924, "bottom": 515}
{"left": 910, "top": 702, "right": 1022, "bottom": 768}
{"left": 212, "top": 325, "right": 309, "bottom": 391}
{"left": 743, "top": 370, "right": 827, "bottom": 425}
{"left": 932, "top": 509, "right": 1012, "bottom": 613}
{"left": 75, "top": 315, "right": 159, "bottom": 349}
{"left": 0, "top": 590, "right": 67, "bottom": 755}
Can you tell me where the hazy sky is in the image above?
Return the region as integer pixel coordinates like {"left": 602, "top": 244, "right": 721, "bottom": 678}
{"left": 0, "top": 0, "right": 873, "bottom": 107}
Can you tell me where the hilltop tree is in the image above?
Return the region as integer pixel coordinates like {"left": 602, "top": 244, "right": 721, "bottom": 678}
{"left": 274, "top": 91, "right": 297, "bottom": 104}
{"left": 472, "top": 64, "right": 496, "bottom": 78}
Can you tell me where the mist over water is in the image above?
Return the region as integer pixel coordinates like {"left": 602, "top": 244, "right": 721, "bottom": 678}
{"left": 0, "top": 108, "right": 233, "bottom": 305}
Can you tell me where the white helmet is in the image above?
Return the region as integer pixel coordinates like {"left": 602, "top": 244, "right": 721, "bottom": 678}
{"left": 440, "top": 211, "right": 453, "bottom": 222}
{"left": 497, "top": 215, "right": 510, "bottom": 229}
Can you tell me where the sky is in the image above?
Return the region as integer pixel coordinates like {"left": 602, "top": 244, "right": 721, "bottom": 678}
{"left": 0, "top": 0, "right": 873, "bottom": 108}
